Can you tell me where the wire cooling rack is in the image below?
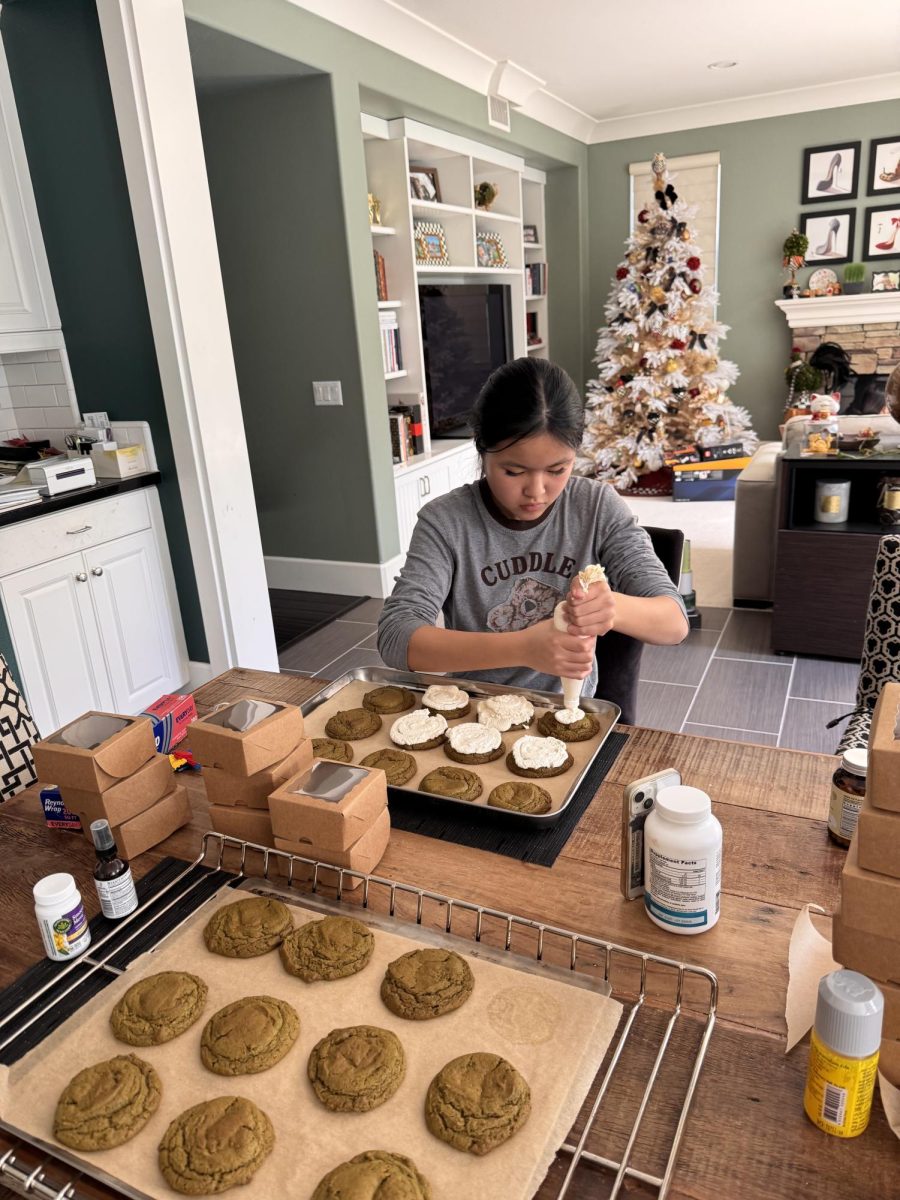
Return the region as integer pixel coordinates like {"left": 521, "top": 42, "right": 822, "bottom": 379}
{"left": 0, "top": 834, "right": 717, "bottom": 1200}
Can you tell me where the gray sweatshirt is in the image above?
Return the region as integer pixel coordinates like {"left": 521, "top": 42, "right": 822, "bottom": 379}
{"left": 377, "top": 475, "right": 686, "bottom": 697}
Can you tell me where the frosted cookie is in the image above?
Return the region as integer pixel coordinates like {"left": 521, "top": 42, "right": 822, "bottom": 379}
{"left": 425, "top": 1052, "right": 531, "bottom": 1155}
{"left": 381, "top": 948, "right": 474, "bottom": 1020}
{"left": 324, "top": 707, "right": 381, "bottom": 741}
{"left": 444, "top": 722, "right": 504, "bottom": 765}
{"left": 537, "top": 708, "right": 601, "bottom": 742}
{"left": 110, "top": 971, "right": 208, "bottom": 1046}
{"left": 360, "top": 748, "right": 417, "bottom": 786}
{"left": 312, "top": 1151, "right": 431, "bottom": 1200}
{"left": 476, "top": 694, "right": 534, "bottom": 732}
{"left": 311, "top": 738, "right": 353, "bottom": 763}
{"left": 54, "top": 1054, "right": 161, "bottom": 1151}
{"left": 389, "top": 710, "right": 448, "bottom": 751}
{"left": 200, "top": 995, "right": 299, "bottom": 1075}
{"left": 421, "top": 684, "right": 470, "bottom": 719}
{"left": 158, "top": 1096, "right": 274, "bottom": 1194}
{"left": 487, "top": 782, "right": 552, "bottom": 814}
{"left": 362, "top": 686, "right": 416, "bottom": 715}
{"left": 420, "top": 766, "right": 482, "bottom": 802}
{"left": 506, "top": 735, "right": 573, "bottom": 779}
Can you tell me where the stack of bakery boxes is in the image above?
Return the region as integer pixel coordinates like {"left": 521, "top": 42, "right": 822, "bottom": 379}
{"left": 186, "top": 698, "right": 390, "bottom": 888}
{"left": 33, "top": 713, "right": 191, "bottom": 855}
{"left": 832, "top": 681, "right": 900, "bottom": 1086}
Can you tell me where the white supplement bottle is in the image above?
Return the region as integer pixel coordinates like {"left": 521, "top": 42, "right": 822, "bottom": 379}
{"left": 643, "top": 785, "right": 722, "bottom": 935}
{"left": 33, "top": 872, "right": 92, "bottom": 961}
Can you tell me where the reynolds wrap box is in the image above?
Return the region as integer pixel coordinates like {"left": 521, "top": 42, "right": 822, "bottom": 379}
{"left": 64, "top": 753, "right": 173, "bottom": 828}
{"left": 187, "top": 699, "right": 304, "bottom": 776}
{"left": 32, "top": 713, "right": 156, "bottom": 792}
{"left": 140, "top": 694, "right": 196, "bottom": 754}
{"left": 39, "top": 786, "right": 82, "bottom": 832}
{"left": 867, "top": 682, "right": 900, "bottom": 813}
{"left": 268, "top": 761, "right": 387, "bottom": 852}
{"left": 274, "top": 808, "right": 391, "bottom": 891}
{"left": 203, "top": 741, "right": 313, "bottom": 810}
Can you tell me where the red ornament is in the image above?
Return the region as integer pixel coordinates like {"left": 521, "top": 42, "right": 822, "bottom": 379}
{"left": 638, "top": 209, "right": 649, "bottom": 224}
{"left": 670, "top": 338, "right": 686, "bottom": 351}
{"left": 689, "top": 387, "right": 701, "bottom": 398}
{"left": 616, "top": 267, "right": 628, "bottom": 280}
{"left": 689, "top": 279, "right": 702, "bottom": 294}
{"left": 687, "top": 256, "right": 701, "bottom": 270}
{"left": 639, "top": 357, "right": 648, "bottom": 369}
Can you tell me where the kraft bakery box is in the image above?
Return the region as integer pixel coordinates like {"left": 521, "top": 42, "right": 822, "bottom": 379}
{"left": 832, "top": 910, "right": 900, "bottom": 986}
{"left": 77, "top": 784, "right": 191, "bottom": 859}
{"left": 32, "top": 712, "right": 156, "bottom": 792}
{"left": 882, "top": 978, "right": 900, "bottom": 1042}
{"left": 207, "top": 803, "right": 274, "bottom": 846}
{"left": 186, "top": 698, "right": 304, "bottom": 776}
{"left": 203, "top": 740, "right": 314, "bottom": 810}
{"left": 867, "top": 681, "right": 900, "bottom": 813}
{"left": 840, "top": 836, "right": 900, "bottom": 939}
{"left": 274, "top": 808, "right": 391, "bottom": 890}
{"left": 62, "top": 753, "right": 172, "bottom": 829}
{"left": 881, "top": 1036, "right": 900, "bottom": 1087}
{"left": 268, "top": 760, "right": 387, "bottom": 852}
{"left": 856, "top": 791, "right": 900, "bottom": 878}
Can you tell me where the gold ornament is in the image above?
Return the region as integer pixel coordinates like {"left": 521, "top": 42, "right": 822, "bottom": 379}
{"left": 650, "top": 286, "right": 667, "bottom": 304}
{"left": 665, "top": 360, "right": 679, "bottom": 373}
{"left": 633, "top": 456, "right": 644, "bottom": 467}
{"left": 680, "top": 227, "right": 690, "bottom": 241}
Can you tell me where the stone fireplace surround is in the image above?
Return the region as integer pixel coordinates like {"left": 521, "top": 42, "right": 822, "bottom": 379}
{"left": 775, "top": 293, "right": 900, "bottom": 377}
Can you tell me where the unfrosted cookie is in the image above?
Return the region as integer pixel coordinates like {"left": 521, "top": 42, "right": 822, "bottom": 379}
{"left": 443, "top": 722, "right": 504, "bottom": 765}
{"left": 362, "top": 686, "right": 416, "bottom": 715}
{"left": 506, "top": 735, "right": 573, "bottom": 779}
{"left": 158, "top": 1096, "right": 274, "bottom": 1194}
{"left": 381, "top": 948, "right": 474, "bottom": 1020}
{"left": 54, "top": 1054, "right": 161, "bottom": 1151}
{"left": 110, "top": 971, "right": 208, "bottom": 1047}
{"left": 425, "top": 1052, "right": 531, "bottom": 1155}
{"left": 537, "top": 709, "right": 601, "bottom": 742}
{"left": 422, "top": 684, "right": 470, "bottom": 719}
{"left": 312, "top": 738, "right": 353, "bottom": 763}
{"left": 360, "top": 748, "right": 416, "bottom": 786}
{"left": 325, "top": 707, "right": 381, "bottom": 740}
{"left": 308, "top": 1025, "right": 405, "bottom": 1112}
{"left": 312, "top": 1151, "right": 431, "bottom": 1200}
{"left": 389, "top": 710, "right": 448, "bottom": 752}
{"left": 200, "top": 995, "right": 299, "bottom": 1075}
{"left": 487, "top": 782, "right": 552, "bottom": 815}
{"left": 203, "top": 897, "right": 293, "bottom": 958}
{"left": 419, "top": 765, "right": 482, "bottom": 802}
{"left": 279, "top": 915, "right": 374, "bottom": 982}
{"left": 476, "top": 694, "right": 534, "bottom": 732}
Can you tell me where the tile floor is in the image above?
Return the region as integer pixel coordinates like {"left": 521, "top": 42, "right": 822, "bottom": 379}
{"left": 278, "top": 600, "right": 857, "bottom": 756}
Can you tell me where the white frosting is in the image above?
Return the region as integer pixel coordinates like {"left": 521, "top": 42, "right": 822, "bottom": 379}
{"left": 511, "top": 735, "right": 568, "bottom": 770}
{"left": 390, "top": 710, "right": 448, "bottom": 746}
{"left": 447, "top": 722, "right": 502, "bottom": 756}
{"left": 577, "top": 563, "right": 607, "bottom": 592}
{"left": 422, "top": 684, "right": 469, "bottom": 711}
{"left": 477, "top": 694, "right": 534, "bottom": 731}
{"left": 554, "top": 706, "right": 585, "bottom": 725}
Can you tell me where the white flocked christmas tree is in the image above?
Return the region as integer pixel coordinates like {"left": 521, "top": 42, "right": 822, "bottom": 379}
{"left": 577, "top": 153, "right": 756, "bottom": 490}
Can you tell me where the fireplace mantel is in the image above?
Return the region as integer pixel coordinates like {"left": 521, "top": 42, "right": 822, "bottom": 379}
{"left": 775, "top": 292, "right": 900, "bottom": 328}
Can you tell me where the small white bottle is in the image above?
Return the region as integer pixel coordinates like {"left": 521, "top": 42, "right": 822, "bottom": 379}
{"left": 643, "top": 785, "right": 722, "bottom": 935}
{"left": 33, "top": 873, "right": 92, "bottom": 961}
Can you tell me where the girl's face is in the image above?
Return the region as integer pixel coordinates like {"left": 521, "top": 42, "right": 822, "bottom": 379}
{"left": 482, "top": 432, "right": 576, "bottom": 521}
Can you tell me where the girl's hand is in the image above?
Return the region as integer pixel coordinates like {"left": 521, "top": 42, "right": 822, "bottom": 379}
{"left": 561, "top": 579, "right": 616, "bottom": 638}
{"left": 518, "top": 619, "right": 597, "bottom": 679}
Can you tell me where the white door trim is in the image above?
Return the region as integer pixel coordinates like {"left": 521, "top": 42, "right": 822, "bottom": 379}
{"left": 95, "top": 0, "right": 277, "bottom": 675}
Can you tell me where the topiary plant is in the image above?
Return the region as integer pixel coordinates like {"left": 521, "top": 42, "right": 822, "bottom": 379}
{"left": 782, "top": 229, "right": 809, "bottom": 262}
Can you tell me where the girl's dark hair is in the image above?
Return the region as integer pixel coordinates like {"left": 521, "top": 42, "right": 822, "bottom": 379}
{"left": 469, "top": 357, "right": 585, "bottom": 455}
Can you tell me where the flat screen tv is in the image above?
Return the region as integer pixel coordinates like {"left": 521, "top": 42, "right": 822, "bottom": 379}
{"left": 418, "top": 283, "right": 513, "bottom": 439}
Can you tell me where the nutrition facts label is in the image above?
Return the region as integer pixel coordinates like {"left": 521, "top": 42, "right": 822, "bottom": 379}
{"left": 646, "top": 848, "right": 717, "bottom": 929}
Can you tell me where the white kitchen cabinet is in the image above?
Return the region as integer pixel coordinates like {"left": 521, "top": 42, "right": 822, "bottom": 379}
{"left": 393, "top": 443, "right": 478, "bottom": 563}
{"left": 0, "top": 487, "right": 189, "bottom": 736}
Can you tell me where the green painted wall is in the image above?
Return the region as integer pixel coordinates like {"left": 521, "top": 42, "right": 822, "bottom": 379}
{"left": 587, "top": 99, "right": 900, "bottom": 440}
{"left": 0, "top": 0, "right": 208, "bottom": 661}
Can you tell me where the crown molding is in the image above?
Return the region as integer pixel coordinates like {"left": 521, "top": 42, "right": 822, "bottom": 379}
{"left": 775, "top": 293, "right": 900, "bottom": 329}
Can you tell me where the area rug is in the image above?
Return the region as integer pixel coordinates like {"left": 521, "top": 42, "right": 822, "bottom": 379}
{"left": 268, "top": 589, "right": 369, "bottom": 652}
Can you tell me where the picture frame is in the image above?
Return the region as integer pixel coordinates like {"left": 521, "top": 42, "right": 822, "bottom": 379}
{"left": 408, "top": 166, "right": 441, "bottom": 203}
{"left": 801, "top": 141, "right": 861, "bottom": 204}
{"left": 523, "top": 224, "right": 539, "bottom": 245}
{"left": 413, "top": 220, "right": 450, "bottom": 266}
{"left": 799, "top": 208, "right": 855, "bottom": 265}
{"left": 475, "top": 229, "right": 508, "bottom": 269}
{"left": 873, "top": 270, "right": 900, "bottom": 292}
{"left": 863, "top": 204, "right": 900, "bottom": 260}
{"left": 867, "top": 135, "right": 900, "bottom": 197}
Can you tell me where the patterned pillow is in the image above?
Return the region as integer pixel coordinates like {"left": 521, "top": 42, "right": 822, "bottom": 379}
{"left": 0, "top": 655, "right": 37, "bottom": 802}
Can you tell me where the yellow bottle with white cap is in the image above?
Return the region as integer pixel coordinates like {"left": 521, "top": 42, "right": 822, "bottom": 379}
{"left": 803, "top": 969, "right": 883, "bottom": 1137}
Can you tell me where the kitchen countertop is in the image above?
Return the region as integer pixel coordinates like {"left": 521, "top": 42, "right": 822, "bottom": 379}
{"left": 0, "top": 469, "right": 161, "bottom": 529}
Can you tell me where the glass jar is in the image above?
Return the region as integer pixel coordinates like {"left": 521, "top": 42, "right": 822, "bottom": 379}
{"left": 805, "top": 416, "right": 839, "bottom": 456}
{"left": 828, "top": 749, "right": 867, "bottom": 848}
{"left": 878, "top": 477, "right": 900, "bottom": 528}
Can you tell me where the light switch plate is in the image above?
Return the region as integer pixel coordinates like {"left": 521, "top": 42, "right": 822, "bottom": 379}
{"left": 313, "top": 381, "right": 343, "bottom": 406}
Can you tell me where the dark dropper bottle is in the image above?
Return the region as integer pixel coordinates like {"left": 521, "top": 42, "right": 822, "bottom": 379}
{"left": 90, "top": 819, "right": 139, "bottom": 919}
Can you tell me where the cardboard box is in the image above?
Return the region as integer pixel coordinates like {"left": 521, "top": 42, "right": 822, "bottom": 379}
{"left": 268, "top": 760, "right": 387, "bottom": 852}
{"left": 840, "top": 836, "right": 900, "bottom": 939}
{"left": 273, "top": 808, "right": 391, "bottom": 890}
{"left": 33, "top": 712, "right": 156, "bottom": 792}
{"left": 75, "top": 784, "right": 191, "bottom": 859}
{"left": 880, "top": 1037, "right": 900, "bottom": 1086}
{"left": 186, "top": 699, "right": 304, "bottom": 776}
{"left": 208, "top": 803, "right": 274, "bottom": 846}
{"left": 857, "top": 791, "right": 900, "bottom": 878}
{"left": 203, "top": 740, "right": 313, "bottom": 809}
{"left": 90, "top": 443, "right": 148, "bottom": 479}
{"left": 867, "top": 681, "right": 900, "bottom": 813}
{"left": 881, "top": 978, "right": 900, "bottom": 1041}
{"left": 832, "top": 909, "right": 900, "bottom": 986}
{"left": 65, "top": 753, "right": 173, "bottom": 829}
{"left": 39, "top": 786, "right": 82, "bottom": 832}
{"left": 139, "top": 693, "right": 197, "bottom": 754}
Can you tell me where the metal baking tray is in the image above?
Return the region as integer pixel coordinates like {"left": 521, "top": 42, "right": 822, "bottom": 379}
{"left": 300, "top": 667, "right": 621, "bottom": 829}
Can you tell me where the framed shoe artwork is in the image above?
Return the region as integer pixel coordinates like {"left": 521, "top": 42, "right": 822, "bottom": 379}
{"left": 867, "top": 135, "right": 900, "bottom": 197}
{"left": 801, "top": 141, "right": 861, "bottom": 204}
{"left": 800, "top": 208, "right": 856, "bottom": 265}
{"left": 863, "top": 204, "right": 900, "bottom": 261}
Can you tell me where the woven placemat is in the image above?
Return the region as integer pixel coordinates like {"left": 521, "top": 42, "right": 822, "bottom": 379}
{"left": 388, "top": 729, "right": 628, "bottom": 867}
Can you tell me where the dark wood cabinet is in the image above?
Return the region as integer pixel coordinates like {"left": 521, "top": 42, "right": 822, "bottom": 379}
{"left": 771, "top": 457, "right": 898, "bottom": 658}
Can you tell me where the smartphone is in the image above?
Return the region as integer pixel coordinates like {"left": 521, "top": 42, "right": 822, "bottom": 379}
{"left": 620, "top": 768, "right": 682, "bottom": 901}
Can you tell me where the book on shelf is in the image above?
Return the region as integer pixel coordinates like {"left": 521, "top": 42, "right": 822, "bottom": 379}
{"left": 388, "top": 412, "right": 410, "bottom": 465}
{"left": 525, "top": 262, "right": 546, "bottom": 297}
{"left": 373, "top": 249, "right": 388, "bottom": 302}
{"left": 379, "top": 310, "right": 402, "bottom": 374}
{"left": 526, "top": 311, "right": 540, "bottom": 346}
{"left": 389, "top": 396, "right": 425, "bottom": 457}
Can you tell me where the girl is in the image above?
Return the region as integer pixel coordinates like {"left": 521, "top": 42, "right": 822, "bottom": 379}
{"left": 377, "top": 358, "right": 688, "bottom": 708}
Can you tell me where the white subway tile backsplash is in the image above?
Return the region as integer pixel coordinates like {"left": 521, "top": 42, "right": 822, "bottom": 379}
{"left": 5, "top": 364, "right": 36, "bottom": 386}
{"left": 55, "top": 385, "right": 72, "bottom": 405}
{"left": 0, "top": 388, "right": 11, "bottom": 410}
{"left": 23, "top": 385, "right": 57, "bottom": 407}
{"left": 8, "top": 386, "right": 25, "bottom": 406}
{"left": 38, "top": 408, "right": 64, "bottom": 426}
{"left": 34, "top": 362, "right": 66, "bottom": 386}
{"left": 14, "top": 406, "right": 44, "bottom": 426}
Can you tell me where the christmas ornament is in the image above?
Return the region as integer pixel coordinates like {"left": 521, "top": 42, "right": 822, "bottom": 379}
{"left": 615, "top": 267, "right": 628, "bottom": 280}
{"left": 689, "top": 388, "right": 701, "bottom": 398}
{"left": 670, "top": 338, "right": 686, "bottom": 351}
{"left": 680, "top": 227, "right": 691, "bottom": 241}
{"left": 689, "top": 279, "right": 702, "bottom": 294}
{"left": 638, "top": 209, "right": 649, "bottom": 224}
{"left": 647, "top": 412, "right": 660, "bottom": 422}
{"left": 665, "top": 360, "right": 679, "bottom": 373}
{"left": 650, "top": 287, "right": 667, "bottom": 304}
{"left": 651, "top": 152, "right": 667, "bottom": 179}
{"left": 687, "top": 256, "right": 701, "bottom": 270}
{"left": 651, "top": 219, "right": 669, "bottom": 236}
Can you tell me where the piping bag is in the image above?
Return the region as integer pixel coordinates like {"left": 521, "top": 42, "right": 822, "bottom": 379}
{"left": 553, "top": 564, "right": 607, "bottom": 713}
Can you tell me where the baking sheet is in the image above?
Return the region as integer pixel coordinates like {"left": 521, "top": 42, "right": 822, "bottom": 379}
{"left": 303, "top": 676, "right": 611, "bottom": 819}
{"left": 0, "top": 886, "right": 623, "bottom": 1200}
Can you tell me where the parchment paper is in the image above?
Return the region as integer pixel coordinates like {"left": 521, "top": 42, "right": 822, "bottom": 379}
{"left": 0, "top": 887, "right": 623, "bottom": 1198}
{"left": 303, "top": 679, "right": 607, "bottom": 816}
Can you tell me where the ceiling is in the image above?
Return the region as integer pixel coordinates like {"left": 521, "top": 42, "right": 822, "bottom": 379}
{"left": 291, "top": 0, "right": 900, "bottom": 141}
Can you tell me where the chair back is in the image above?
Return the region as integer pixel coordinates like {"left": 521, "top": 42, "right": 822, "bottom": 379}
{"left": 0, "top": 654, "right": 38, "bottom": 802}
{"left": 594, "top": 526, "right": 685, "bottom": 725}
{"left": 856, "top": 533, "right": 900, "bottom": 710}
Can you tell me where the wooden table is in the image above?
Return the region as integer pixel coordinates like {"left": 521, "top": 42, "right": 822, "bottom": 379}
{"left": 1, "top": 668, "right": 896, "bottom": 1198}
